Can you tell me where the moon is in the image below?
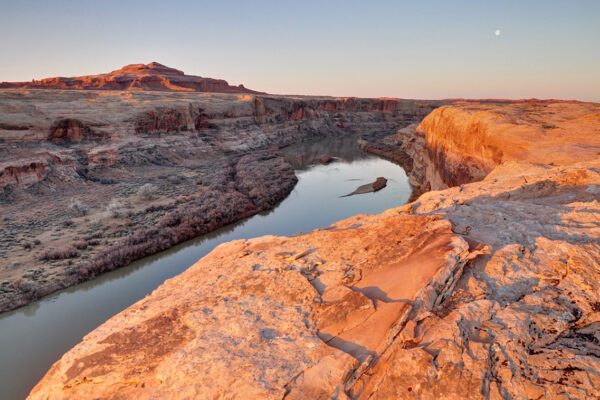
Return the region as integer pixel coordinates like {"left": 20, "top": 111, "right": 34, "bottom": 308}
{"left": 494, "top": 29, "right": 501, "bottom": 36}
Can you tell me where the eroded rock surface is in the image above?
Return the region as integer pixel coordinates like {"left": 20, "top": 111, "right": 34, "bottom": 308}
{"left": 29, "top": 212, "right": 474, "bottom": 399}
{"left": 356, "top": 160, "right": 600, "bottom": 399}
{"left": 419, "top": 102, "right": 600, "bottom": 186}
{"left": 29, "top": 102, "right": 600, "bottom": 399}
{"left": 360, "top": 101, "right": 600, "bottom": 196}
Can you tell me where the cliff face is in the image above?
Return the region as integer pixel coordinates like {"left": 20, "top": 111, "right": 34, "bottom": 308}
{"left": 0, "top": 62, "right": 260, "bottom": 93}
{"left": 0, "top": 90, "right": 442, "bottom": 192}
{"left": 29, "top": 102, "right": 600, "bottom": 399}
{"left": 418, "top": 102, "right": 600, "bottom": 186}
{"left": 360, "top": 101, "right": 600, "bottom": 194}
{"left": 0, "top": 89, "right": 442, "bottom": 313}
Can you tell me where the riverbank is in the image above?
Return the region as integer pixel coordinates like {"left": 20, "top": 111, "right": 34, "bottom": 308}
{"left": 0, "top": 89, "right": 443, "bottom": 313}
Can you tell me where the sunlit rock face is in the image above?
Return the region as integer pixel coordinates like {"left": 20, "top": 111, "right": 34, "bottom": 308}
{"left": 418, "top": 101, "right": 600, "bottom": 186}
{"left": 0, "top": 62, "right": 260, "bottom": 93}
{"left": 360, "top": 100, "right": 600, "bottom": 196}
{"left": 364, "top": 159, "right": 600, "bottom": 400}
{"left": 29, "top": 212, "right": 474, "bottom": 399}
{"left": 29, "top": 101, "right": 600, "bottom": 399}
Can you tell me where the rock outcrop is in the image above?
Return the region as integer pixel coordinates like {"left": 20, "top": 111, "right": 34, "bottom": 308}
{"left": 48, "top": 118, "right": 108, "bottom": 144}
{"left": 134, "top": 107, "right": 190, "bottom": 134}
{"left": 0, "top": 152, "right": 78, "bottom": 191}
{"left": 29, "top": 101, "right": 600, "bottom": 399}
{"left": 360, "top": 101, "right": 600, "bottom": 195}
{"left": 341, "top": 177, "right": 388, "bottom": 197}
{"left": 29, "top": 211, "right": 477, "bottom": 399}
{"left": 0, "top": 62, "right": 259, "bottom": 94}
{"left": 378, "top": 160, "right": 600, "bottom": 400}
{"left": 418, "top": 102, "right": 600, "bottom": 186}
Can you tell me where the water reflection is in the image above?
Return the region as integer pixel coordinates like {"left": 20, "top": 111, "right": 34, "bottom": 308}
{"left": 281, "top": 134, "right": 371, "bottom": 169}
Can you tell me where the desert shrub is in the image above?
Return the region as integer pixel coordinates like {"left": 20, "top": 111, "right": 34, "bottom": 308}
{"left": 91, "top": 211, "right": 110, "bottom": 223}
{"left": 106, "top": 199, "right": 128, "bottom": 218}
{"left": 144, "top": 204, "right": 170, "bottom": 213}
{"left": 33, "top": 239, "right": 41, "bottom": 245}
{"left": 72, "top": 170, "right": 295, "bottom": 281}
{"left": 137, "top": 183, "right": 158, "bottom": 200}
{"left": 75, "top": 190, "right": 257, "bottom": 279}
{"left": 22, "top": 242, "right": 32, "bottom": 250}
{"left": 40, "top": 247, "right": 80, "bottom": 261}
{"left": 62, "top": 219, "right": 75, "bottom": 227}
{"left": 84, "top": 232, "right": 103, "bottom": 240}
{"left": 17, "top": 279, "right": 35, "bottom": 292}
{"left": 161, "top": 213, "right": 181, "bottom": 227}
{"left": 167, "top": 175, "right": 182, "bottom": 184}
{"left": 73, "top": 240, "right": 88, "bottom": 250}
{"left": 69, "top": 199, "right": 90, "bottom": 216}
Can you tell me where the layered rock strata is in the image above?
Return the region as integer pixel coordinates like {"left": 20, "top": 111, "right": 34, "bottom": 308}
{"left": 360, "top": 101, "right": 600, "bottom": 196}
{"left": 0, "top": 62, "right": 259, "bottom": 93}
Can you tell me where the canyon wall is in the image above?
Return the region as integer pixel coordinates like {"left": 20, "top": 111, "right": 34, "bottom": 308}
{"left": 418, "top": 102, "right": 600, "bottom": 186}
{"left": 360, "top": 101, "right": 600, "bottom": 194}
{"left": 0, "top": 90, "right": 442, "bottom": 199}
{"left": 29, "top": 101, "right": 600, "bottom": 399}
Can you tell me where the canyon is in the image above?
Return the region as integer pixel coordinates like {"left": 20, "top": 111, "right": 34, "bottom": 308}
{"left": 0, "top": 77, "right": 442, "bottom": 314}
{"left": 26, "top": 99, "right": 600, "bottom": 398}
{"left": 1, "top": 65, "right": 599, "bottom": 399}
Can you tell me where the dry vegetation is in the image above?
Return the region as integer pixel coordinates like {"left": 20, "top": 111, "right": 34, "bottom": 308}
{"left": 40, "top": 247, "right": 80, "bottom": 261}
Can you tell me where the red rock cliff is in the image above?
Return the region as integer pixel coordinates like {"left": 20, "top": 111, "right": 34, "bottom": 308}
{"left": 417, "top": 102, "right": 600, "bottom": 186}
{"left": 0, "top": 62, "right": 260, "bottom": 94}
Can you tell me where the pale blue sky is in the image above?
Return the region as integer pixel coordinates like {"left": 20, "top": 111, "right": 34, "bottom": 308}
{"left": 1, "top": 0, "right": 599, "bottom": 100}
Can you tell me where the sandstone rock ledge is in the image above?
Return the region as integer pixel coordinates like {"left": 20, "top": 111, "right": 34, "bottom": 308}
{"left": 30, "top": 103, "right": 600, "bottom": 399}
{"left": 29, "top": 211, "right": 477, "bottom": 399}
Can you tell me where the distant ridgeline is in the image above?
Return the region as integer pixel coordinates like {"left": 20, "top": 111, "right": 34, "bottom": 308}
{"left": 0, "top": 62, "right": 261, "bottom": 94}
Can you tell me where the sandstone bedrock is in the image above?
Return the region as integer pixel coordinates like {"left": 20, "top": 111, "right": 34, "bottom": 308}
{"left": 29, "top": 101, "right": 600, "bottom": 399}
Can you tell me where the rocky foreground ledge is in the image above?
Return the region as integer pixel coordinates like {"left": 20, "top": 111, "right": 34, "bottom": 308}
{"left": 30, "top": 102, "right": 600, "bottom": 399}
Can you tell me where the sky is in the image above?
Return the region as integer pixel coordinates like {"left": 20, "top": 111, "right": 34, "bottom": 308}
{"left": 1, "top": 0, "right": 599, "bottom": 101}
